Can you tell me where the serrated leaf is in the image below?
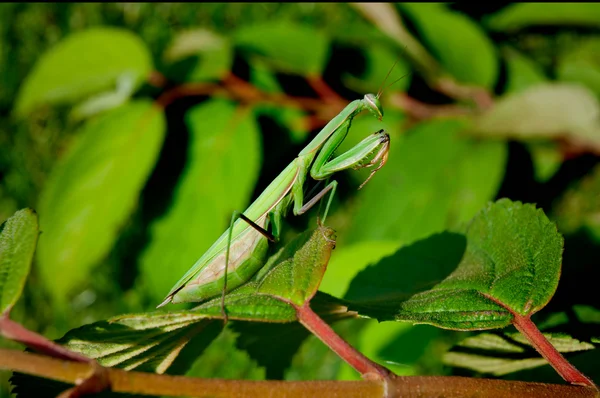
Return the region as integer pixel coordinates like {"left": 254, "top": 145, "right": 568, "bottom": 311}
{"left": 485, "top": 3, "right": 600, "bottom": 32}
{"left": 194, "top": 286, "right": 298, "bottom": 322}
{"left": 56, "top": 311, "right": 220, "bottom": 374}
{"left": 37, "top": 101, "right": 166, "bottom": 305}
{"left": 398, "top": 3, "right": 498, "bottom": 88}
{"left": 349, "top": 199, "right": 564, "bottom": 330}
{"left": 553, "top": 164, "right": 600, "bottom": 240}
{"left": 346, "top": 119, "right": 507, "bottom": 245}
{"left": 257, "top": 226, "right": 336, "bottom": 306}
{"left": 15, "top": 27, "right": 152, "bottom": 116}
{"left": 139, "top": 99, "right": 261, "bottom": 304}
{"left": 163, "top": 29, "right": 233, "bottom": 82}
{"left": 503, "top": 47, "right": 547, "bottom": 94}
{"left": 472, "top": 83, "right": 600, "bottom": 150}
{"left": 557, "top": 38, "right": 600, "bottom": 99}
{"left": 0, "top": 209, "right": 38, "bottom": 314}
{"left": 234, "top": 22, "right": 330, "bottom": 76}
{"left": 445, "top": 330, "right": 596, "bottom": 376}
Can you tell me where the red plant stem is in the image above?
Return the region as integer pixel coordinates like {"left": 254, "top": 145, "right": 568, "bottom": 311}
{"left": 306, "top": 75, "right": 347, "bottom": 106}
{"left": 295, "top": 303, "right": 391, "bottom": 380}
{"left": 0, "top": 315, "right": 90, "bottom": 363}
{"left": 512, "top": 314, "right": 597, "bottom": 388}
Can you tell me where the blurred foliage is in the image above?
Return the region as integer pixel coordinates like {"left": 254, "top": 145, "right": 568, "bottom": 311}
{"left": 2, "top": 3, "right": 600, "bottom": 397}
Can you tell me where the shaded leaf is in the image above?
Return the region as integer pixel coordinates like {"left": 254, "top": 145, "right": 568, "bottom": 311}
{"left": 349, "top": 199, "right": 564, "bottom": 330}
{"left": 58, "top": 311, "right": 220, "bottom": 374}
{"left": 346, "top": 119, "right": 507, "bottom": 245}
{"left": 163, "top": 29, "right": 233, "bottom": 82}
{"left": 15, "top": 27, "right": 152, "bottom": 116}
{"left": 557, "top": 38, "right": 600, "bottom": 99}
{"left": 472, "top": 83, "right": 600, "bottom": 150}
{"left": 185, "top": 327, "right": 265, "bottom": 380}
{"left": 345, "top": 232, "right": 467, "bottom": 305}
{"left": 37, "top": 101, "right": 166, "bottom": 305}
{"left": 553, "top": 164, "right": 600, "bottom": 240}
{"left": 139, "top": 99, "right": 261, "bottom": 304}
{"left": 502, "top": 47, "right": 547, "bottom": 95}
{"left": 234, "top": 21, "right": 330, "bottom": 76}
{"left": 486, "top": 3, "right": 600, "bottom": 32}
{"left": 445, "top": 330, "right": 596, "bottom": 376}
{"left": 445, "top": 305, "right": 600, "bottom": 377}
{"left": 0, "top": 209, "right": 38, "bottom": 314}
{"left": 398, "top": 4, "right": 498, "bottom": 88}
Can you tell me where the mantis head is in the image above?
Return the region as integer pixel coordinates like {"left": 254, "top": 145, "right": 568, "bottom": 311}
{"left": 364, "top": 93, "right": 384, "bottom": 120}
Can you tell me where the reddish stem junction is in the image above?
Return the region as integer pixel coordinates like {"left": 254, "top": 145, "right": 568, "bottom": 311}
{"left": 481, "top": 294, "right": 596, "bottom": 389}
{"left": 295, "top": 303, "right": 391, "bottom": 381}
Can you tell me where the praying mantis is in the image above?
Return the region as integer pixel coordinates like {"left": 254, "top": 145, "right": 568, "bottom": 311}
{"left": 157, "top": 92, "right": 391, "bottom": 311}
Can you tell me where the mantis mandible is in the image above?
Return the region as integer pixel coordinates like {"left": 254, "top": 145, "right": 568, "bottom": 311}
{"left": 158, "top": 92, "right": 390, "bottom": 311}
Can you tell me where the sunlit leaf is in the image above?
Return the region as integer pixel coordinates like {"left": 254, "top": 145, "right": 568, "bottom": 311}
{"left": 37, "top": 101, "right": 166, "bottom": 305}
{"left": 139, "top": 99, "right": 261, "bottom": 305}
{"left": 346, "top": 119, "right": 507, "bottom": 245}
{"left": 557, "top": 37, "right": 600, "bottom": 99}
{"left": 472, "top": 83, "right": 600, "bottom": 150}
{"left": 257, "top": 226, "right": 336, "bottom": 306}
{"left": 349, "top": 199, "right": 564, "bottom": 330}
{"left": 163, "top": 29, "right": 233, "bottom": 82}
{"left": 398, "top": 3, "right": 498, "bottom": 88}
{"left": 486, "top": 3, "right": 600, "bottom": 32}
{"left": 0, "top": 209, "right": 38, "bottom": 314}
{"left": 15, "top": 27, "right": 152, "bottom": 116}
{"left": 234, "top": 21, "right": 330, "bottom": 76}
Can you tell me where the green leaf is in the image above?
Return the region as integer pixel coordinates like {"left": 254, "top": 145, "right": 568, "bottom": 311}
{"left": 398, "top": 4, "right": 498, "bottom": 88}
{"left": 557, "top": 38, "right": 600, "bottom": 99}
{"left": 526, "top": 142, "right": 563, "bottom": 183}
{"left": 319, "top": 240, "right": 399, "bottom": 299}
{"left": 163, "top": 29, "right": 233, "bottom": 82}
{"left": 185, "top": 327, "right": 265, "bottom": 380}
{"left": 346, "top": 119, "right": 507, "bottom": 245}
{"left": 194, "top": 286, "right": 298, "bottom": 322}
{"left": 553, "top": 164, "right": 600, "bottom": 240}
{"left": 37, "top": 101, "right": 166, "bottom": 305}
{"left": 0, "top": 209, "right": 38, "bottom": 315}
{"left": 472, "top": 83, "right": 600, "bottom": 149}
{"left": 341, "top": 44, "right": 411, "bottom": 95}
{"left": 234, "top": 21, "right": 330, "bottom": 76}
{"left": 345, "top": 231, "right": 467, "bottom": 305}
{"left": 502, "top": 47, "right": 547, "bottom": 94}
{"left": 485, "top": 4, "right": 600, "bottom": 32}
{"left": 15, "top": 27, "right": 153, "bottom": 116}
{"left": 257, "top": 226, "right": 336, "bottom": 306}
{"left": 139, "top": 99, "right": 261, "bottom": 305}
{"left": 56, "top": 311, "right": 221, "bottom": 374}
{"left": 444, "top": 330, "right": 596, "bottom": 377}
{"left": 349, "top": 199, "right": 564, "bottom": 330}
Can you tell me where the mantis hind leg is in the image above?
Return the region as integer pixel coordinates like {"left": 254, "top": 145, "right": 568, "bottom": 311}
{"left": 221, "top": 211, "right": 276, "bottom": 324}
